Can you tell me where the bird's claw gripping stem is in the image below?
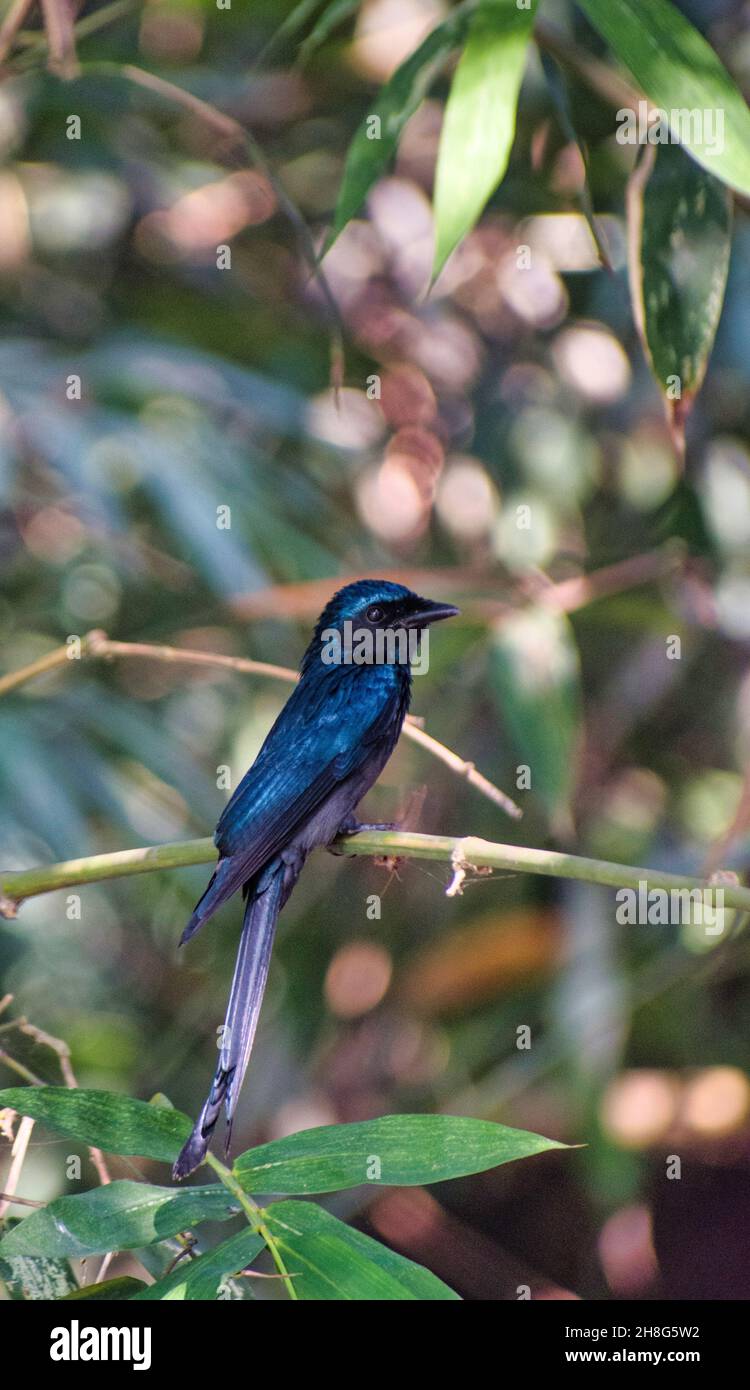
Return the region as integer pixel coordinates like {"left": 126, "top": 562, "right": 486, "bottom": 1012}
{"left": 328, "top": 818, "right": 400, "bottom": 853}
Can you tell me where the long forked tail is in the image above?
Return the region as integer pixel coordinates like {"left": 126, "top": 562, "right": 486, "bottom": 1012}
{"left": 173, "top": 858, "right": 288, "bottom": 1180}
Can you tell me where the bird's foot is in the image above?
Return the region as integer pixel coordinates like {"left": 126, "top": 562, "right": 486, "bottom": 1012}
{"left": 329, "top": 818, "right": 400, "bottom": 854}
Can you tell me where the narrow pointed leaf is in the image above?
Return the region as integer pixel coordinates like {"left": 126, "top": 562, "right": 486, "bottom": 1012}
{"left": 298, "top": 0, "right": 360, "bottom": 65}
{"left": 627, "top": 142, "right": 731, "bottom": 456}
{"left": 62, "top": 1277, "right": 148, "bottom": 1300}
{"left": 578, "top": 0, "right": 750, "bottom": 195}
{"left": 491, "top": 609, "right": 582, "bottom": 821}
{"left": 540, "top": 49, "right": 612, "bottom": 271}
{"left": 265, "top": 1200, "right": 460, "bottom": 1299}
{"left": 234, "top": 1113, "right": 565, "bottom": 1194}
{"left": 0, "top": 1087, "right": 191, "bottom": 1163}
{"left": 0, "top": 1182, "right": 239, "bottom": 1259}
{"left": 432, "top": 0, "right": 538, "bottom": 276}
{"left": 330, "top": 8, "right": 470, "bottom": 244}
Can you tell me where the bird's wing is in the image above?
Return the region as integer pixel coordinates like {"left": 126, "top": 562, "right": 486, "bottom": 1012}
{"left": 216, "top": 675, "right": 401, "bottom": 854}
{"left": 181, "top": 676, "right": 403, "bottom": 942}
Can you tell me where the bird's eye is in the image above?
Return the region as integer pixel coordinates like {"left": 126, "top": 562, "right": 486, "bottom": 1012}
{"left": 366, "top": 605, "right": 385, "bottom": 623}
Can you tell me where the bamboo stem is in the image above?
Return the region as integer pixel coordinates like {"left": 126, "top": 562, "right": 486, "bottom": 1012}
{"left": 205, "top": 1151, "right": 298, "bottom": 1300}
{"left": 2, "top": 830, "right": 748, "bottom": 915}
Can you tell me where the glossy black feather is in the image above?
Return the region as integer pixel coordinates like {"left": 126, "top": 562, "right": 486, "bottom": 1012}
{"left": 173, "top": 579, "right": 456, "bottom": 1177}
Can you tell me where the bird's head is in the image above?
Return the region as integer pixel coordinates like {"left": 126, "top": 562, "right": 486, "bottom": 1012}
{"left": 302, "top": 579, "right": 459, "bottom": 676}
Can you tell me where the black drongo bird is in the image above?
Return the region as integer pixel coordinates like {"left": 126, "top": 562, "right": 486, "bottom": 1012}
{"left": 173, "top": 579, "right": 458, "bottom": 1178}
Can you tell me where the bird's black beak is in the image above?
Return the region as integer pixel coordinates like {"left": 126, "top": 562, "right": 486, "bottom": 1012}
{"left": 403, "top": 596, "right": 460, "bottom": 628}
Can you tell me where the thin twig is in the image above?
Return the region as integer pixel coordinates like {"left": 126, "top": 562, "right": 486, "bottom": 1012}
{"left": 538, "top": 549, "right": 679, "bottom": 614}
{"left": 403, "top": 723, "right": 521, "bottom": 819}
{"left": 0, "top": 630, "right": 522, "bottom": 819}
{"left": 0, "top": 1049, "right": 43, "bottom": 1085}
{"left": 0, "top": 0, "right": 35, "bottom": 63}
{"left": 0, "top": 1002, "right": 111, "bottom": 1185}
{"left": 0, "top": 636, "right": 92, "bottom": 697}
{"left": 9, "top": 0, "right": 139, "bottom": 68}
{"left": 17, "top": 1020, "right": 77, "bottom": 1088}
{"left": 39, "top": 0, "right": 78, "bottom": 77}
{"left": 162, "top": 1235, "right": 198, "bottom": 1277}
{"left": 93, "top": 1250, "right": 114, "bottom": 1285}
{"left": 19, "top": 1020, "right": 111, "bottom": 1185}
{"left": 0, "top": 1115, "right": 35, "bottom": 1220}
{"left": 229, "top": 551, "right": 680, "bottom": 622}
{"left": 88, "top": 633, "right": 296, "bottom": 684}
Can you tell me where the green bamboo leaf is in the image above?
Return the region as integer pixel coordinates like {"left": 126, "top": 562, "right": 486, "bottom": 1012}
{"left": 330, "top": 7, "right": 471, "bottom": 244}
{"left": 0, "top": 1253, "right": 78, "bottom": 1300}
{"left": 234, "top": 1113, "right": 565, "bottom": 1194}
{"left": 627, "top": 142, "right": 732, "bottom": 456}
{"left": 257, "top": 0, "right": 322, "bottom": 62}
{"left": 0, "top": 1087, "right": 191, "bottom": 1163}
{"left": 578, "top": 0, "right": 750, "bottom": 195}
{"left": 298, "top": 0, "right": 360, "bottom": 65}
{"left": 132, "top": 1229, "right": 264, "bottom": 1300}
{"left": 265, "top": 1200, "right": 460, "bottom": 1299}
{"left": 540, "top": 49, "right": 612, "bottom": 271}
{"left": 62, "top": 1277, "right": 148, "bottom": 1300}
{"left": 490, "top": 608, "right": 582, "bottom": 824}
{"left": 0, "top": 1182, "right": 239, "bottom": 1259}
{"left": 433, "top": 0, "right": 538, "bottom": 275}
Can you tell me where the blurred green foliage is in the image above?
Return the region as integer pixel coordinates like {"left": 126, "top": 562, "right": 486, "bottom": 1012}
{"left": 2, "top": 0, "right": 750, "bottom": 1299}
